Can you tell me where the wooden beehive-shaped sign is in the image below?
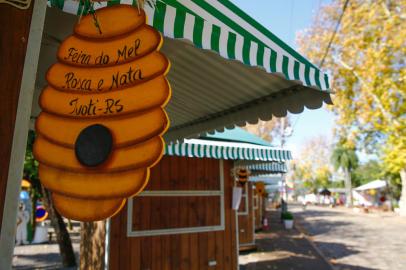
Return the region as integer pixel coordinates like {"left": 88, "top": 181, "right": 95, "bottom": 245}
{"left": 255, "top": 181, "right": 265, "bottom": 196}
{"left": 33, "top": 5, "right": 171, "bottom": 221}
{"left": 237, "top": 168, "right": 249, "bottom": 187}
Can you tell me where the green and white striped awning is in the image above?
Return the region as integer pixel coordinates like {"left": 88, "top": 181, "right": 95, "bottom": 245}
{"left": 40, "top": 1, "right": 332, "bottom": 142}
{"left": 165, "top": 139, "right": 292, "bottom": 162}
{"left": 48, "top": 0, "right": 330, "bottom": 90}
{"left": 248, "top": 162, "right": 287, "bottom": 175}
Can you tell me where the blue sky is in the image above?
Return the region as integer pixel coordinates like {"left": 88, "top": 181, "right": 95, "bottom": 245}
{"left": 230, "top": 0, "right": 335, "bottom": 155}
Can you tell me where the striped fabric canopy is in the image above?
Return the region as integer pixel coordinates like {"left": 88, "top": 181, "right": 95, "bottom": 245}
{"left": 47, "top": 0, "right": 330, "bottom": 92}
{"left": 165, "top": 139, "right": 292, "bottom": 162}
{"left": 248, "top": 162, "right": 287, "bottom": 175}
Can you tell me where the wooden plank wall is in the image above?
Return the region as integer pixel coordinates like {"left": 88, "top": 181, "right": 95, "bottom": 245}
{"left": 109, "top": 156, "right": 238, "bottom": 270}
{"left": 237, "top": 183, "right": 255, "bottom": 247}
{"left": 0, "top": 2, "right": 35, "bottom": 231}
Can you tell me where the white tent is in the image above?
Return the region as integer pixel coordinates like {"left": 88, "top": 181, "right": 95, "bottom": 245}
{"left": 355, "top": 180, "right": 387, "bottom": 191}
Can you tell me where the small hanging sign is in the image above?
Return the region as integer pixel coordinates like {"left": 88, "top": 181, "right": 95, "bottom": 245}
{"left": 255, "top": 181, "right": 265, "bottom": 196}
{"left": 34, "top": 4, "right": 171, "bottom": 221}
{"left": 236, "top": 168, "right": 249, "bottom": 187}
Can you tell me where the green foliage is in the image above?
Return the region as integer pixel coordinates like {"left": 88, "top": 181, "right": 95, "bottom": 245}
{"left": 352, "top": 160, "right": 383, "bottom": 187}
{"left": 24, "top": 130, "right": 42, "bottom": 199}
{"left": 24, "top": 130, "right": 42, "bottom": 241}
{"left": 281, "top": 211, "right": 293, "bottom": 220}
{"left": 328, "top": 180, "right": 345, "bottom": 189}
{"left": 385, "top": 171, "right": 402, "bottom": 200}
{"left": 289, "top": 136, "right": 333, "bottom": 193}
{"left": 331, "top": 143, "right": 358, "bottom": 173}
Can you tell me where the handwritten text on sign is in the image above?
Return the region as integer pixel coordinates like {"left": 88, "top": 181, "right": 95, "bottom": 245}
{"left": 44, "top": 28, "right": 168, "bottom": 117}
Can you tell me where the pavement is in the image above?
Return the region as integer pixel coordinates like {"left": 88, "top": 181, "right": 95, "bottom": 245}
{"left": 239, "top": 209, "right": 332, "bottom": 270}
{"left": 291, "top": 204, "right": 406, "bottom": 270}
{"left": 13, "top": 205, "right": 406, "bottom": 270}
{"left": 12, "top": 224, "right": 80, "bottom": 270}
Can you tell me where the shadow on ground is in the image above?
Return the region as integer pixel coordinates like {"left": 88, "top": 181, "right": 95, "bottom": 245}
{"left": 239, "top": 210, "right": 333, "bottom": 270}
{"left": 313, "top": 241, "right": 360, "bottom": 260}
{"left": 13, "top": 252, "right": 77, "bottom": 270}
{"left": 332, "top": 263, "right": 379, "bottom": 270}
{"left": 299, "top": 219, "right": 352, "bottom": 236}
{"left": 240, "top": 255, "right": 325, "bottom": 270}
{"left": 241, "top": 257, "right": 378, "bottom": 270}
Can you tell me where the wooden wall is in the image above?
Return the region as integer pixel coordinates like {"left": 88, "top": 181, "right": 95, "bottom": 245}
{"left": 109, "top": 156, "right": 238, "bottom": 270}
{"left": 0, "top": 2, "right": 35, "bottom": 232}
{"left": 237, "top": 183, "right": 255, "bottom": 248}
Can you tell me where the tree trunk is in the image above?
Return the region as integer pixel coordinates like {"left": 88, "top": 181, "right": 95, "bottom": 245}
{"left": 399, "top": 168, "right": 406, "bottom": 216}
{"left": 29, "top": 195, "right": 37, "bottom": 243}
{"left": 41, "top": 187, "right": 77, "bottom": 267}
{"left": 80, "top": 221, "right": 107, "bottom": 270}
{"left": 345, "top": 169, "right": 353, "bottom": 207}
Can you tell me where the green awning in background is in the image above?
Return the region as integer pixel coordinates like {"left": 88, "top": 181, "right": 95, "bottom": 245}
{"left": 201, "top": 127, "right": 272, "bottom": 146}
{"left": 248, "top": 162, "right": 287, "bottom": 175}
{"left": 165, "top": 138, "right": 291, "bottom": 162}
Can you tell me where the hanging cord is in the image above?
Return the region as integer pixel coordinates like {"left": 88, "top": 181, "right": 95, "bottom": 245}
{"left": 78, "top": 0, "right": 102, "bottom": 34}
{"left": 77, "top": 0, "right": 160, "bottom": 34}
{"left": 89, "top": 1, "right": 102, "bottom": 35}
{"left": 319, "top": 0, "right": 350, "bottom": 68}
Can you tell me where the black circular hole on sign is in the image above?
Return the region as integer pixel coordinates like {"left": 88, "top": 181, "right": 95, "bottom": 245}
{"left": 75, "top": 124, "right": 113, "bottom": 167}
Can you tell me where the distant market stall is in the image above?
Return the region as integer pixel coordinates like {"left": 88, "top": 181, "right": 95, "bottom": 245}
{"left": 1, "top": 1, "right": 329, "bottom": 268}
{"left": 354, "top": 180, "right": 388, "bottom": 207}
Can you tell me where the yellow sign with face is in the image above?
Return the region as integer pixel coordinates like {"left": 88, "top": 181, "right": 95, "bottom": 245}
{"left": 34, "top": 5, "right": 171, "bottom": 221}
{"left": 255, "top": 182, "right": 266, "bottom": 196}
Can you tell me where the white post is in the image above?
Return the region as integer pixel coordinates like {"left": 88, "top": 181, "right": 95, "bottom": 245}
{"left": 399, "top": 169, "right": 406, "bottom": 216}
{"left": 0, "top": 1, "right": 46, "bottom": 269}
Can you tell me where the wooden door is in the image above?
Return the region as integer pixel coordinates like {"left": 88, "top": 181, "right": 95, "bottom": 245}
{"left": 237, "top": 183, "right": 255, "bottom": 249}
{"left": 253, "top": 188, "right": 262, "bottom": 230}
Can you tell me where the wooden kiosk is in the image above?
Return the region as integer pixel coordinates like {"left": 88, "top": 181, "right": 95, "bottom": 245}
{"left": 1, "top": 1, "right": 331, "bottom": 269}
{"left": 250, "top": 163, "right": 288, "bottom": 231}
{"left": 237, "top": 162, "right": 288, "bottom": 251}
{"left": 107, "top": 135, "right": 291, "bottom": 269}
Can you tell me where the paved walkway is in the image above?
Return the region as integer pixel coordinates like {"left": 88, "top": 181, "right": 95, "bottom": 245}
{"left": 12, "top": 224, "right": 80, "bottom": 270}
{"left": 239, "top": 209, "right": 332, "bottom": 270}
{"left": 291, "top": 204, "right": 406, "bottom": 270}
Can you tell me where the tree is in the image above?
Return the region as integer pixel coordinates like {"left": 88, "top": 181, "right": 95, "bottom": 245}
{"left": 244, "top": 116, "right": 291, "bottom": 145}
{"left": 25, "top": 131, "right": 76, "bottom": 267}
{"left": 289, "top": 135, "right": 333, "bottom": 193}
{"left": 352, "top": 159, "right": 382, "bottom": 187}
{"left": 297, "top": 0, "right": 406, "bottom": 214}
{"left": 331, "top": 142, "right": 358, "bottom": 206}
{"left": 80, "top": 221, "right": 106, "bottom": 270}
{"left": 23, "top": 130, "right": 41, "bottom": 241}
